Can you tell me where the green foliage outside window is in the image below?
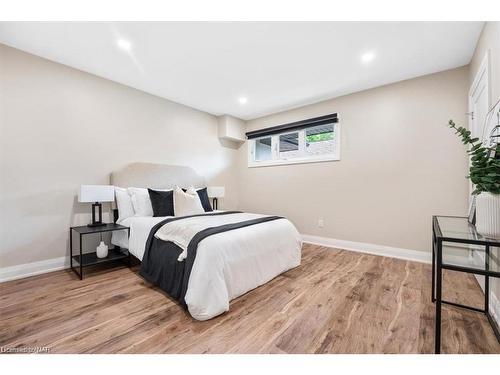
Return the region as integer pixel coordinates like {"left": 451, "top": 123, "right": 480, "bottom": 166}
{"left": 306, "top": 131, "right": 334, "bottom": 143}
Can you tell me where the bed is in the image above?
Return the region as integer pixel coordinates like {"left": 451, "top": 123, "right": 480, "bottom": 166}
{"left": 110, "top": 163, "right": 302, "bottom": 321}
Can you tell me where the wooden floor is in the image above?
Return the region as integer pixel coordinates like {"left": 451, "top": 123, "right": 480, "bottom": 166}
{"left": 1, "top": 244, "right": 499, "bottom": 354}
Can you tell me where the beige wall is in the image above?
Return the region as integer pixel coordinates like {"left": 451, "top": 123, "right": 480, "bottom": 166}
{"left": 0, "top": 44, "right": 239, "bottom": 268}
{"left": 238, "top": 67, "right": 470, "bottom": 253}
{"left": 0, "top": 40, "right": 479, "bottom": 267}
{"left": 469, "top": 21, "right": 500, "bottom": 322}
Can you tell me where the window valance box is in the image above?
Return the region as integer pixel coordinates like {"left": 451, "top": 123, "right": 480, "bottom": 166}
{"left": 245, "top": 113, "right": 338, "bottom": 140}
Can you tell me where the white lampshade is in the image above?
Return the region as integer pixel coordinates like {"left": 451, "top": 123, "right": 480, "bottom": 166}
{"left": 78, "top": 185, "right": 115, "bottom": 203}
{"left": 207, "top": 186, "right": 225, "bottom": 198}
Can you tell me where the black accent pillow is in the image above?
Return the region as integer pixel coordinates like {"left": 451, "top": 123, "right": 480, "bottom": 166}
{"left": 148, "top": 189, "right": 174, "bottom": 217}
{"left": 196, "top": 187, "right": 213, "bottom": 212}
{"left": 182, "top": 187, "right": 213, "bottom": 212}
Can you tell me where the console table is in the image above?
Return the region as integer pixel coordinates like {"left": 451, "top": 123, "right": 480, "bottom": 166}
{"left": 432, "top": 215, "right": 500, "bottom": 353}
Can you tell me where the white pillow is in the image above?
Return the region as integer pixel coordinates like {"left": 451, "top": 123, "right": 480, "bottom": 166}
{"left": 128, "top": 187, "right": 154, "bottom": 217}
{"left": 115, "top": 187, "right": 135, "bottom": 223}
{"left": 174, "top": 186, "right": 204, "bottom": 216}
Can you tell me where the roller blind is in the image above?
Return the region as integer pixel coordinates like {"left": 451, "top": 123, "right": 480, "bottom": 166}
{"left": 245, "top": 113, "right": 338, "bottom": 139}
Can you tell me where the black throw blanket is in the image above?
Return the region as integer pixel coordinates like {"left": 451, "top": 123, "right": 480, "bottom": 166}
{"left": 139, "top": 211, "right": 283, "bottom": 307}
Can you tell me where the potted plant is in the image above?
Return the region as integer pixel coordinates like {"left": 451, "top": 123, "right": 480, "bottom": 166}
{"left": 448, "top": 119, "right": 500, "bottom": 238}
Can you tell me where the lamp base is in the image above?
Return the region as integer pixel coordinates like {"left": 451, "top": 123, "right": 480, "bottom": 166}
{"left": 88, "top": 202, "right": 106, "bottom": 227}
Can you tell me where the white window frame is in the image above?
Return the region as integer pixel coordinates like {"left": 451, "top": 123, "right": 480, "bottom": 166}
{"left": 278, "top": 130, "right": 302, "bottom": 160}
{"left": 248, "top": 122, "right": 341, "bottom": 168}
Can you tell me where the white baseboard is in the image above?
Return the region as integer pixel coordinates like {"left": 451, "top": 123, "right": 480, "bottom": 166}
{"left": 472, "top": 250, "right": 486, "bottom": 291}
{"left": 301, "top": 234, "right": 431, "bottom": 264}
{"left": 471, "top": 249, "right": 500, "bottom": 328}
{"left": 0, "top": 256, "right": 70, "bottom": 283}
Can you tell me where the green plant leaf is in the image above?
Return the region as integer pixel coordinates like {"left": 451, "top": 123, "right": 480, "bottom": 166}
{"left": 447, "top": 118, "right": 500, "bottom": 195}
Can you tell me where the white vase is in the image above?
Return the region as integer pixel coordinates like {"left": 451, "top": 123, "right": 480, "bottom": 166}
{"left": 96, "top": 241, "right": 108, "bottom": 258}
{"left": 475, "top": 192, "right": 500, "bottom": 238}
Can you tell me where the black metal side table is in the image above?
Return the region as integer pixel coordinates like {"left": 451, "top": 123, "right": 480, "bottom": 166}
{"left": 70, "top": 223, "right": 130, "bottom": 280}
{"left": 432, "top": 215, "right": 500, "bottom": 353}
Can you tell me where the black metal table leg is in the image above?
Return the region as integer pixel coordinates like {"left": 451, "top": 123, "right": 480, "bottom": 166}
{"left": 432, "top": 230, "right": 436, "bottom": 302}
{"left": 435, "top": 238, "right": 442, "bottom": 354}
{"left": 485, "top": 245, "right": 489, "bottom": 313}
{"left": 79, "top": 233, "right": 83, "bottom": 280}
{"left": 70, "top": 228, "right": 73, "bottom": 272}
{"left": 128, "top": 228, "right": 131, "bottom": 267}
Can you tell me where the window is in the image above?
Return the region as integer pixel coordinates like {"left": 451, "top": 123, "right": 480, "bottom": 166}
{"left": 247, "top": 114, "right": 340, "bottom": 167}
{"left": 254, "top": 137, "right": 272, "bottom": 161}
{"left": 305, "top": 124, "right": 335, "bottom": 156}
{"left": 279, "top": 132, "right": 300, "bottom": 159}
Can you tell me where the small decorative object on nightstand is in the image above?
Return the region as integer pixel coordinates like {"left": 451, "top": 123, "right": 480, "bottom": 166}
{"left": 78, "top": 185, "right": 115, "bottom": 227}
{"left": 96, "top": 234, "right": 109, "bottom": 259}
{"left": 70, "top": 223, "right": 130, "bottom": 280}
{"left": 207, "top": 186, "right": 225, "bottom": 210}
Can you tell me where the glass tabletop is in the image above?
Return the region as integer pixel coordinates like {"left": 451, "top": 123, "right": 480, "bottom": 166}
{"left": 434, "top": 216, "right": 500, "bottom": 244}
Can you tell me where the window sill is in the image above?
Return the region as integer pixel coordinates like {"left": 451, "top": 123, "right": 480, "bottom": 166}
{"left": 248, "top": 155, "right": 340, "bottom": 168}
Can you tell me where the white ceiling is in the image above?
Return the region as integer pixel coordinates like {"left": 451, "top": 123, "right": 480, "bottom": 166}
{"left": 0, "top": 22, "right": 483, "bottom": 120}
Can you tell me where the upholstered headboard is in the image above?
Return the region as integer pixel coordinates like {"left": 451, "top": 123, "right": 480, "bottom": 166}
{"left": 110, "top": 162, "right": 206, "bottom": 189}
{"left": 110, "top": 163, "right": 206, "bottom": 222}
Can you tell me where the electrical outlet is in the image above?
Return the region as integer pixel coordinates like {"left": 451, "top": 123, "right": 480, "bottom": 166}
{"left": 318, "top": 219, "right": 324, "bottom": 228}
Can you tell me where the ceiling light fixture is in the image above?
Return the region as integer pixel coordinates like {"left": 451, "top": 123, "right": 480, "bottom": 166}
{"left": 117, "top": 38, "right": 132, "bottom": 52}
{"left": 361, "top": 51, "right": 375, "bottom": 64}
{"left": 238, "top": 97, "right": 248, "bottom": 104}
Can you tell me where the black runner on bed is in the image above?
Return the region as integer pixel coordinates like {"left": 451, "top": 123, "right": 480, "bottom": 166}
{"left": 139, "top": 211, "right": 283, "bottom": 307}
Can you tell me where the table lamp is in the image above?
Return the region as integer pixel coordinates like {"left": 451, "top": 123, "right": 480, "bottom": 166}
{"left": 207, "top": 186, "right": 225, "bottom": 210}
{"left": 78, "top": 185, "right": 115, "bottom": 227}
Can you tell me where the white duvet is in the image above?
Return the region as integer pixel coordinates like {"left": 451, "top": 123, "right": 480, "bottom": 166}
{"left": 155, "top": 212, "right": 274, "bottom": 261}
{"left": 112, "top": 212, "right": 302, "bottom": 320}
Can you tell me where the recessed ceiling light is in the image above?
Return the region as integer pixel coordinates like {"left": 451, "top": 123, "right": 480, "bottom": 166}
{"left": 238, "top": 97, "right": 248, "bottom": 104}
{"left": 117, "top": 38, "right": 132, "bottom": 52}
{"left": 361, "top": 51, "right": 375, "bottom": 64}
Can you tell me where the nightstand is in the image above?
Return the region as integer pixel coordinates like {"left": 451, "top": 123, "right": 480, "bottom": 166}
{"left": 70, "top": 223, "right": 130, "bottom": 280}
